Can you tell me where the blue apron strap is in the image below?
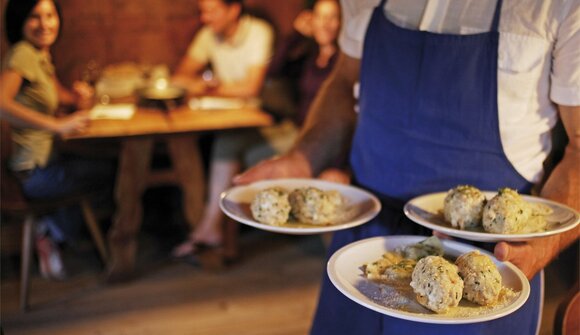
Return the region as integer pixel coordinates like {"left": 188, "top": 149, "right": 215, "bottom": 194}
{"left": 378, "top": 0, "right": 388, "bottom": 9}
{"left": 491, "top": 0, "right": 503, "bottom": 32}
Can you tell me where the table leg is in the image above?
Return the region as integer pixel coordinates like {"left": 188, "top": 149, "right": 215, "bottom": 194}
{"left": 166, "top": 135, "right": 206, "bottom": 230}
{"left": 106, "top": 138, "right": 154, "bottom": 283}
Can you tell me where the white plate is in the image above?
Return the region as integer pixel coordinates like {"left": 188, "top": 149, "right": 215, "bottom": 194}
{"left": 219, "top": 179, "right": 381, "bottom": 235}
{"left": 327, "top": 236, "right": 530, "bottom": 324}
{"left": 404, "top": 192, "right": 579, "bottom": 242}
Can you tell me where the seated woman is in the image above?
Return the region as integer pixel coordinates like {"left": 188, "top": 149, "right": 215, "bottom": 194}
{"left": 171, "top": 0, "right": 345, "bottom": 259}
{"left": 0, "top": 0, "right": 115, "bottom": 279}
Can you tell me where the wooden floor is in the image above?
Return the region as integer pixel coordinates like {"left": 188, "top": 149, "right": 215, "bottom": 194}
{"left": 1, "top": 186, "right": 576, "bottom": 335}
{"left": 1, "top": 227, "right": 328, "bottom": 335}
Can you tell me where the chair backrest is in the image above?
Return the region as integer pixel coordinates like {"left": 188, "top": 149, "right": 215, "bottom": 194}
{"left": 1, "top": 120, "right": 30, "bottom": 213}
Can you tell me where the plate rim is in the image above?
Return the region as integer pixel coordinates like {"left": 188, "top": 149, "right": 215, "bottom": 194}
{"left": 219, "top": 178, "right": 382, "bottom": 235}
{"left": 403, "top": 191, "right": 580, "bottom": 242}
{"left": 327, "top": 235, "right": 531, "bottom": 324}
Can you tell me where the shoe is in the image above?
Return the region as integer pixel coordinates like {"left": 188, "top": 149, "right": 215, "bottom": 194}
{"left": 171, "top": 239, "right": 222, "bottom": 258}
{"left": 35, "top": 235, "right": 67, "bottom": 280}
{"left": 171, "top": 239, "right": 226, "bottom": 266}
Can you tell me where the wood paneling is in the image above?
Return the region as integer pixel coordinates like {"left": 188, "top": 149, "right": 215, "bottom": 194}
{"left": 1, "top": 0, "right": 305, "bottom": 86}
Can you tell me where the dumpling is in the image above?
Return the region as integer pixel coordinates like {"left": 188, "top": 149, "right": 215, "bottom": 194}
{"left": 410, "top": 256, "right": 464, "bottom": 313}
{"left": 250, "top": 187, "right": 291, "bottom": 225}
{"left": 443, "top": 185, "right": 486, "bottom": 230}
{"left": 288, "top": 187, "right": 344, "bottom": 225}
{"left": 455, "top": 250, "right": 502, "bottom": 306}
{"left": 482, "top": 188, "right": 531, "bottom": 234}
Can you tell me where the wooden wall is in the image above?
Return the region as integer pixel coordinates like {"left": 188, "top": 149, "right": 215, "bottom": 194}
{"left": 0, "top": 0, "right": 305, "bottom": 86}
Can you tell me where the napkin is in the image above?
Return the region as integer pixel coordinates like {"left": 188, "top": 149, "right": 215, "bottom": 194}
{"left": 90, "top": 103, "right": 136, "bottom": 120}
{"left": 188, "top": 97, "right": 260, "bottom": 110}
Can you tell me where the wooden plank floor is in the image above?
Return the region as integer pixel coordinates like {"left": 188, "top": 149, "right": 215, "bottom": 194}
{"left": 1, "top": 227, "right": 328, "bottom": 335}
{"left": 1, "top": 205, "right": 576, "bottom": 335}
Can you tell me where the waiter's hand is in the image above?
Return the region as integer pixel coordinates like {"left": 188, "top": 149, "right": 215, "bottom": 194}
{"left": 233, "top": 150, "right": 312, "bottom": 185}
{"left": 317, "top": 168, "right": 351, "bottom": 185}
{"left": 494, "top": 235, "right": 560, "bottom": 280}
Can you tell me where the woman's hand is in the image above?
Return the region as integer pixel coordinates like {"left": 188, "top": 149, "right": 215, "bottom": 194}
{"left": 54, "top": 110, "right": 90, "bottom": 135}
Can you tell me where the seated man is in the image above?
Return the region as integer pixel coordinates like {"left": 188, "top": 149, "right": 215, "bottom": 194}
{"left": 171, "top": 0, "right": 274, "bottom": 258}
{"left": 172, "top": 0, "right": 274, "bottom": 98}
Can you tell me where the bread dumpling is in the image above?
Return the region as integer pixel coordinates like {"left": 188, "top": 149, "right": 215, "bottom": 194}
{"left": 455, "top": 250, "right": 502, "bottom": 306}
{"left": 251, "top": 187, "right": 291, "bottom": 225}
{"left": 410, "top": 256, "right": 464, "bottom": 313}
{"left": 443, "top": 185, "right": 486, "bottom": 230}
{"left": 288, "top": 187, "right": 344, "bottom": 225}
{"left": 482, "top": 188, "right": 531, "bottom": 234}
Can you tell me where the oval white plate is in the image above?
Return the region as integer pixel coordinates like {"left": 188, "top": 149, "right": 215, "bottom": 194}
{"left": 327, "top": 236, "right": 530, "bottom": 324}
{"left": 219, "top": 178, "right": 381, "bottom": 235}
{"left": 404, "top": 191, "right": 579, "bottom": 242}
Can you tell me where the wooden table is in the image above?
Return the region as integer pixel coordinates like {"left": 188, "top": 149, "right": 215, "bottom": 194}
{"left": 66, "top": 103, "right": 273, "bottom": 282}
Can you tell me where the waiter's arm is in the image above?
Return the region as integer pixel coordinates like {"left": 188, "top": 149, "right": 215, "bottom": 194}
{"left": 233, "top": 51, "right": 360, "bottom": 184}
{"left": 495, "top": 104, "right": 580, "bottom": 279}
{"left": 294, "top": 51, "right": 360, "bottom": 175}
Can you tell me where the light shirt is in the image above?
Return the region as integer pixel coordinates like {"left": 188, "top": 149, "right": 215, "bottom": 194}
{"left": 340, "top": 0, "right": 580, "bottom": 183}
{"left": 187, "top": 15, "right": 274, "bottom": 84}
{"left": 3, "top": 41, "right": 59, "bottom": 171}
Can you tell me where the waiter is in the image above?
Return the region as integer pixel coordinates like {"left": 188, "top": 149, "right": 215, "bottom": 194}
{"left": 235, "top": 0, "right": 579, "bottom": 334}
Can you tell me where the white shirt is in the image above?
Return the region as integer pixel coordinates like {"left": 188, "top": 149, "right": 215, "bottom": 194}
{"left": 187, "top": 15, "right": 274, "bottom": 84}
{"left": 340, "top": 0, "right": 580, "bottom": 183}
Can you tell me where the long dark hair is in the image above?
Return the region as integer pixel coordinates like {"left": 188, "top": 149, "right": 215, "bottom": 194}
{"left": 4, "top": 0, "right": 63, "bottom": 45}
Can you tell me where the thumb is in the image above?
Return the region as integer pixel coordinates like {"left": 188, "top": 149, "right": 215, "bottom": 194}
{"left": 232, "top": 171, "right": 252, "bottom": 185}
{"left": 233, "top": 165, "right": 265, "bottom": 185}
{"left": 495, "top": 241, "right": 530, "bottom": 262}
{"left": 494, "top": 241, "right": 511, "bottom": 261}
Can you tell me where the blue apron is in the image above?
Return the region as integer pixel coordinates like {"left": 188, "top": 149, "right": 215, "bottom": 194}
{"left": 310, "top": 0, "right": 543, "bottom": 334}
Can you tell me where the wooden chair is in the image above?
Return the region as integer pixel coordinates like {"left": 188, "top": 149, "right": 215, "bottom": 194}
{"left": 0, "top": 121, "right": 109, "bottom": 311}
{"left": 147, "top": 138, "right": 240, "bottom": 269}
{"left": 554, "top": 281, "right": 580, "bottom": 335}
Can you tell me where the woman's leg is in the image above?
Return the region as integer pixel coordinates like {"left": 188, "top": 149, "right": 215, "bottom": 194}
{"left": 192, "top": 159, "right": 241, "bottom": 244}
{"left": 20, "top": 154, "right": 115, "bottom": 278}
{"left": 172, "top": 129, "right": 262, "bottom": 257}
{"left": 22, "top": 154, "right": 115, "bottom": 242}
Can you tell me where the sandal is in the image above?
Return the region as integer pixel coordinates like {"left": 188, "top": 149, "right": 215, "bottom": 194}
{"left": 171, "top": 239, "right": 222, "bottom": 259}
